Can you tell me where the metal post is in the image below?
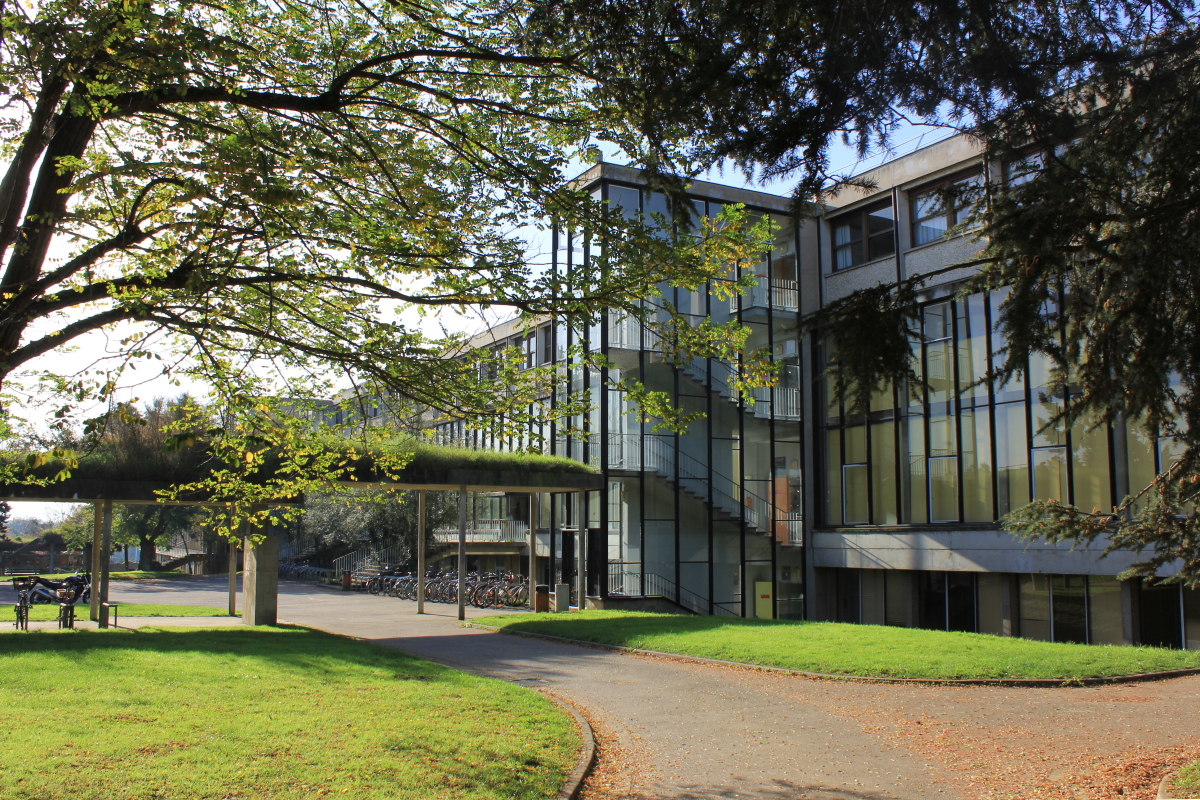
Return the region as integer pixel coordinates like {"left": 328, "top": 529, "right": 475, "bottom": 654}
{"left": 576, "top": 490, "right": 586, "bottom": 611}
{"left": 228, "top": 533, "right": 239, "bottom": 616}
{"left": 529, "top": 492, "right": 538, "bottom": 609}
{"left": 98, "top": 498, "right": 112, "bottom": 628}
{"left": 89, "top": 502, "right": 103, "bottom": 622}
{"left": 417, "top": 490, "right": 426, "bottom": 614}
{"left": 457, "top": 485, "right": 467, "bottom": 621}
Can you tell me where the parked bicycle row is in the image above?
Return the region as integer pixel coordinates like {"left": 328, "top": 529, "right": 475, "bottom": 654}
{"left": 278, "top": 562, "right": 334, "bottom": 582}
{"left": 362, "top": 569, "right": 529, "bottom": 608}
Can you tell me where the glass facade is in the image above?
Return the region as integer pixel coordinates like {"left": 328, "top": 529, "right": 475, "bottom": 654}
{"left": 820, "top": 288, "right": 1183, "bottom": 528}
{"left": 437, "top": 177, "right": 804, "bottom": 618}
{"left": 427, "top": 162, "right": 1196, "bottom": 648}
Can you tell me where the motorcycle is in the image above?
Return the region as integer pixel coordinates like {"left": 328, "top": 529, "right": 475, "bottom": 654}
{"left": 21, "top": 572, "right": 90, "bottom": 605}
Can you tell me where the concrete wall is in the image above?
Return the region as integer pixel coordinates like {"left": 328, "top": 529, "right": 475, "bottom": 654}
{"left": 812, "top": 528, "right": 1179, "bottom": 577}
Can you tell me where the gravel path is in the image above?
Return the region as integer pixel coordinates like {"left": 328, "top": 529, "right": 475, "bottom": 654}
{"left": 9, "top": 577, "right": 1197, "bottom": 800}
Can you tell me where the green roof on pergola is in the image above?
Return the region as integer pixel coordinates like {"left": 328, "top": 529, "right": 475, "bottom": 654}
{"left": 0, "top": 444, "right": 601, "bottom": 504}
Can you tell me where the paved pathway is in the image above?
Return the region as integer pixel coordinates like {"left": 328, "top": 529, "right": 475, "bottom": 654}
{"left": 9, "top": 578, "right": 1198, "bottom": 799}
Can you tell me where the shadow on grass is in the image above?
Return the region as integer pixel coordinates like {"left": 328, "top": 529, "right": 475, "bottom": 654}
{"left": 0, "top": 625, "right": 462, "bottom": 682}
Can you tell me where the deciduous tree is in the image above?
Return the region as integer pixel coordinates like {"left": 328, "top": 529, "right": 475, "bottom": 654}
{"left": 0, "top": 0, "right": 771, "bottom": 520}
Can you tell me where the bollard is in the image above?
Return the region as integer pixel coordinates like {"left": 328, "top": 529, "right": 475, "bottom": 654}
{"left": 552, "top": 583, "right": 570, "bottom": 613}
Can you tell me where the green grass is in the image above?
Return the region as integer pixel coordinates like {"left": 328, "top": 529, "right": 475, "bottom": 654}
{"left": 26, "top": 603, "right": 232, "bottom": 621}
{"left": 1175, "top": 760, "right": 1200, "bottom": 794}
{"left": 0, "top": 626, "right": 576, "bottom": 799}
{"left": 485, "top": 611, "right": 1200, "bottom": 681}
{"left": 405, "top": 442, "right": 596, "bottom": 473}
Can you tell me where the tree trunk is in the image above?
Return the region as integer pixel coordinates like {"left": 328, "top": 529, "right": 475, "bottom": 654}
{"left": 138, "top": 508, "right": 168, "bottom": 570}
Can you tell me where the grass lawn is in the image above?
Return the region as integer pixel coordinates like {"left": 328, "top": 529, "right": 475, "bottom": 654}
{"left": 1175, "top": 760, "right": 1200, "bottom": 795}
{"left": 485, "top": 611, "right": 1200, "bottom": 681}
{"left": 25, "top": 603, "right": 233, "bottom": 622}
{"left": 7, "top": 569, "right": 191, "bottom": 582}
{"left": 0, "top": 626, "right": 576, "bottom": 799}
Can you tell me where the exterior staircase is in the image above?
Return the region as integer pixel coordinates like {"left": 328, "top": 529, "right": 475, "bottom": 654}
{"left": 681, "top": 357, "right": 801, "bottom": 421}
{"left": 605, "top": 433, "right": 801, "bottom": 544}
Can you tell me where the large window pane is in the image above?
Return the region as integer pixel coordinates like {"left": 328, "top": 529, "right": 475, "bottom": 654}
{"left": 866, "top": 205, "right": 895, "bottom": 260}
{"left": 913, "top": 216, "right": 947, "bottom": 246}
{"left": 843, "top": 464, "right": 869, "bottom": 524}
{"left": 1071, "top": 412, "right": 1110, "bottom": 513}
{"left": 996, "top": 402, "right": 1030, "bottom": 513}
{"left": 929, "top": 456, "right": 959, "bottom": 522}
{"left": 860, "top": 569, "right": 886, "bottom": 625}
{"left": 1052, "top": 574, "right": 1087, "bottom": 643}
{"left": 824, "top": 428, "right": 842, "bottom": 525}
{"left": 1125, "top": 416, "right": 1157, "bottom": 510}
{"left": 917, "top": 571, "right": 947, "bottom": 630}
{"left": 1032, "top": 447, "right": 1068, "bottom": 502}
{"left": 885, "top": 570, "right": 914, "bottom": 627}
{"left": 1184, "top": 587, "right": 1200, "bottom": 650}
{"left": 1018, "top": 574, "right": 1052, "bottom": 641}
{"left": 1140, "top": 581, "right": 1183, "bottom": 649}
{"left": 948, "top": 572, "right": 977, "bottom": 632}
{"left": 607, "top": 185, "right": 641, "bottom": 221}
{"left": 1031, "top": 396, "right": 1065, "bottom": 448}
{"left": 901, "top": 416, "right": 927, "bottom": 523}
{"left": 990, "top": 288, "right": 1025, "bottom": 403}
{"left": 977, "top": 573, "right": 1010, "bottom": 636}
{"left": 956, "top": 294, "right": 990, "bottom": 403}
{"left": 1088, "top": 577, "right": 1125, "bottom": 645}
{"left": 844, "top": 423, "right": 867, "bottom": 464}
{"left": 961, "top": 408, "right": 993, "bottom": 522}
{"left": 926, "top": 340, "right": 953, "bottom": 404}
{"left": 928, "top": 411, "right": 956, "bottom": 457}
{"left": 871, "top": 420, "right": 898, "bottom": 524}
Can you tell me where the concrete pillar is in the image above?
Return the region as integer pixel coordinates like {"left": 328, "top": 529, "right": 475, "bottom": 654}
{"left": 576, "top": 490, "right": 586, "bottom": 610}
{"left": 97, "top": 499, "right": 113, "bottom": 628}
{"left": 243, "top": 519, "right": 279, "bottom": 626}
{"left": 529, "top": 492, "right": 538, "bottom": 609}
{"left": 228, "top": 535, "right": 239, "bottom": 616}
{"left": 457, "top": 485, "right": 467, "bottom": 621}
{"left": 417, "top": 491, "right": 426, "bottom": 614}
{"left": 89, "top": 502, "right": 103, "bottom": 621}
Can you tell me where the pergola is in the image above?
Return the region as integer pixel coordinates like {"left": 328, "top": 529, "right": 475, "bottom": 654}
{"left": 0, "top": 462, "right": 601, "bottom": 625}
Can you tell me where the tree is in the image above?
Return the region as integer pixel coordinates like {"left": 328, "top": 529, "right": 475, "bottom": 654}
{"left": 301, "top": 488, "right": 459, "bottom": 567}
{"left": 113, "top": 504, "right": 202, "bottom": 570}
{"left": 526, "top": 0, "right": 1200, "bottom": 583}
{"left": 50, "top": 504, "right": 93, "bottom": 551}
{"left": 0, "top": 0, "right": 772, "bottom": 512}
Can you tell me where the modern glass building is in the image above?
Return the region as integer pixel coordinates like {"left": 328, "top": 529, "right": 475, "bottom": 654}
{"left": 436, "top": 151, "right": 1200, "bottom": 649}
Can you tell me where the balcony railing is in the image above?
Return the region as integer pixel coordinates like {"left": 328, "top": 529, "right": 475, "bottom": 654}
{"left": 431, "top": 519, "right": 529, "bottom": 543}
{"left": 730, "top": 278, "right": 799, "bottom": 313}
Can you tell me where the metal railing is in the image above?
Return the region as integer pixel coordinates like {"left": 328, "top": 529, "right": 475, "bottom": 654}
{"left": 606, "top": 313, "right": 661, "bottom": 351}
{"left": 605, "top": 433, "right": 775, "bottom": 536}
{"left": 730, "top": 278, "right": 799, "bottom": 313}
{"left": 683, "top": 360, "right": 801, "bottom": 421}
{"left": 606, "top": 564, "right": 743, "bottom": 617}
{"left": 431, "top": 519, "right": 530, "bottom": 544}
{"left": 331, "top": 544, "right": 408, "bottom": 578}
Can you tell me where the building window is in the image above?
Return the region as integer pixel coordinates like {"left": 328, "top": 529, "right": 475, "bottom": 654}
{"left": 1004, "top": 151, "right": 1045, "bottom": 187}
{"left": 831, "top": 201, "right": 894, "bottom": 270}
{"left": 910, "top": 172, "right": 983, "bottom": 246}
